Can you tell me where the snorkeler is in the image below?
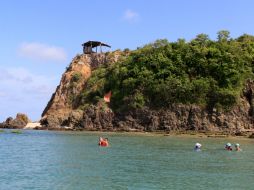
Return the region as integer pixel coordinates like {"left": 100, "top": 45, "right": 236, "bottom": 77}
{"left": 225, "top": 143, "right": 232, "bottom": 151}
{"left": 194, "top": 143, "right": 202, "bottom": 151}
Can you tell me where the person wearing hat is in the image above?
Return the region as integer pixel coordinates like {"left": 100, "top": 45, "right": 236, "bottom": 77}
{"left": 235, "top": 143, "right": 242, "bottom": 151}
{"left": 225, "top": 143, "right": 232, "bottom": 151}
{"left": 194, "top": 143, "right": 202, "bottom": 151}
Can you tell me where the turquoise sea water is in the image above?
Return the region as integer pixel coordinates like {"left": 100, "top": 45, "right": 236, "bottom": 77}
{"left": 0, "top": 130, "right": 253, "bottom": 190}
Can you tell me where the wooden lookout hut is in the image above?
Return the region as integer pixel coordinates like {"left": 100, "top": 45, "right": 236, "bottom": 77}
{"left": 82, "top": 41, "right": 111, "bottom": 54}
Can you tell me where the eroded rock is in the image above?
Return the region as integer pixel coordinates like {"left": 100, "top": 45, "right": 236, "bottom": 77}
{"left": 0, "top": 113, "right": 31, "bottom": 129}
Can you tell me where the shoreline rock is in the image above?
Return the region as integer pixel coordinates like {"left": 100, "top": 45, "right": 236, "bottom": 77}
{"left": 0, "top": 113, "right": 31, "bottom": 129}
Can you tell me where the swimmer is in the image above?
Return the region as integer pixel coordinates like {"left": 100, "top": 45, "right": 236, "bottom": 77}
{"left": 225, "top": 143, "right": 232, "bottom": 151}
{"left": 194, "top": 143, "right": 202, "bottom": 151}
{"left": 235, "top": 143, "right": 242, "bottom": 151}
{"left": 98, "top": 137, "right": 109, "bottom": 147}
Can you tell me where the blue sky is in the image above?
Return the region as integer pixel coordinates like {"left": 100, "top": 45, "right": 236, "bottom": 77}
{"left": 1, "top": 0, "right": 254, "bottom": 121}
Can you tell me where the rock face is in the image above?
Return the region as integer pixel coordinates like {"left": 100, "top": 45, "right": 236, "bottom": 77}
{"left": 0, "top": 113, "right": 31, "bottom": 129}
{"left": 114, "top": 101, "right": 253, "bottom": 133}
{"left": 41, "top": 53, "right": 254, "bottom": 134}
{"left": 41, "top": 53, "right": 119, "bottom": 129}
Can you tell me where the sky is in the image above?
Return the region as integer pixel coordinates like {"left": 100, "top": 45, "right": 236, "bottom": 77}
{"left": 1, "top": 0, "right": 254, "bottom": 121}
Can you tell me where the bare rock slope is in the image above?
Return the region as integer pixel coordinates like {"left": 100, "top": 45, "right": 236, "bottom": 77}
{"left": 41, "top": 53, "right": 116, "bottom": 129}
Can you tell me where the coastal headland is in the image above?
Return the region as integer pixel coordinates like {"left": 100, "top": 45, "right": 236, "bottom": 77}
{"left": 1, "top": 32, "right": 254, "bottom": 137}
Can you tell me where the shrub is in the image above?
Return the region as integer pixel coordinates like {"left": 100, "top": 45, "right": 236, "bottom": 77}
{"left": 77, "top": 31, "right": 254, "bottom": 112}
{"left": 71, "top": 72, "right": 82, "bottom": 83}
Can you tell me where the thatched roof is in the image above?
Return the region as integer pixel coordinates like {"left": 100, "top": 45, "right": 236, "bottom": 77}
{"left": 82, "top": 41, "right": 111, "bottom": 48}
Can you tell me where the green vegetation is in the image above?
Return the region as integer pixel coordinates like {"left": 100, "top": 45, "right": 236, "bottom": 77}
{"left": 68, "top": 72, "right": 83, "bottom": 102}
{"left": 11, "top": 130, "right": 22, "bottom": 134}
{"left": 80, "top": 31, "right": 254, "bottom": 112}
{"left": 71, "top": 72, "right": 82, "bottom": 83}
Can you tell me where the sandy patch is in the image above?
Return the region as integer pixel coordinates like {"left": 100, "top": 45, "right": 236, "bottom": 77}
{"left": 24, "top": 122, "right": 41, "bottom": 129}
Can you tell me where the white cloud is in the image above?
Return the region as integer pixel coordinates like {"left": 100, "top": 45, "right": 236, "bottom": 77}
{"left": 0, "top": 67, "right": 57, "bottom": 94}
{"left": 0, "top": 68, "right": 33, "bottom": 83}
{"left": 123, "top": 9, "right": 140, "bottom": 22}
{"left": 0, "top": 66, "right": 59, "bottom": 121}
{"left": 18, "top": 42, "right": 67, "bottom": 62}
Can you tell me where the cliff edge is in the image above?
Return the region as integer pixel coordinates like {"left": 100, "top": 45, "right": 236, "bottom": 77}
{"left": 41, "top": 52, "right": 119, "bottom": 129}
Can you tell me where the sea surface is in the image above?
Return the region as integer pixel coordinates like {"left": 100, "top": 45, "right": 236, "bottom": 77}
{"left": 0, "top": 130, "right": 253, "bottom": 190}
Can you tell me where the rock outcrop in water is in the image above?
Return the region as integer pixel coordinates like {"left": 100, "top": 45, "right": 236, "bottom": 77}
{"left": 0, "top": 113, "right": 31, "bottom": 129}
{"left": 40, "top": 52, "right": 254, "bottom": 135}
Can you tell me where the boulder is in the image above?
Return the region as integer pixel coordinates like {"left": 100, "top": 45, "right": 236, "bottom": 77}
{"left": 82, "top": 105, "right": 114, "bottom": 130}
{"left": 68, "top": 110, "right": 83, "bottom": 129}
{"left": 0, "top": 113, "right": 31, "bottom": 129}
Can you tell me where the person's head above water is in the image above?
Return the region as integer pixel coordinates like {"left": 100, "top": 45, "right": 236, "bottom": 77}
{"left": 195, "top": 143, "right": 202, "bottom": 149}
{"left": 225, "top": 143, "right": 232, "bottom": 150}
{"left": 235, "top": 143, "right": 242, "bottom": 151}
{"left": 226, "top": 143, "right": 232, "bottom": 147}
{"left": 195, "top": 143, "right": 201, "bottom": 147}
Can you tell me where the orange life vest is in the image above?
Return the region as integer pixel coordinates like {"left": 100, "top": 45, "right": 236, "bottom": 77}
{"left": 99, "top": 140, "right": 109, "bottom": 147}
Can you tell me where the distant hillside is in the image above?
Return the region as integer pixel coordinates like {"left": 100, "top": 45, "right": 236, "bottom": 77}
{"left": 41, "top": 31, "right": 254, "bottom": 135}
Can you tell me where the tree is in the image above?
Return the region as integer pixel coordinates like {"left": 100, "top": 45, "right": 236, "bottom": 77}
{"left": 217, "top": 30, "right": 230, "bottom": 42}
{"left": 79, "top": 31, "right": 254, "bottom": 112}
{"left": 237, "top": 34, "right": 254, "bottom": 42}
{"left": 192, "top": 33, "right": 210, "bottom": 46}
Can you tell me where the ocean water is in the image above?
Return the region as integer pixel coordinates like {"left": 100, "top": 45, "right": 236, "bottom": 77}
{"left": 0, "top": 130, "right": 253, "bottom": 190}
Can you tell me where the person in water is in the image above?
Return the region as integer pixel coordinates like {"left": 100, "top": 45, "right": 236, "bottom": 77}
{"left": 194, "top": 143, "right": 202, "bottom": 151}
{"left": 98, "top": 137, "right": 109, "bottom": 147}
{"left": 235, "top": 143, "right": 242, "bottom": 151}
{"left": 225, "top": 143, "right": 232, "bottom": 151}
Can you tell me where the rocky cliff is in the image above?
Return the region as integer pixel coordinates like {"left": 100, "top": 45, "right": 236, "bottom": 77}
{"left": 41, "top": 52, "right": 119, "bottom": 129}
{"left": 41, "top": 52, "right": 254, "bottom": 134}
